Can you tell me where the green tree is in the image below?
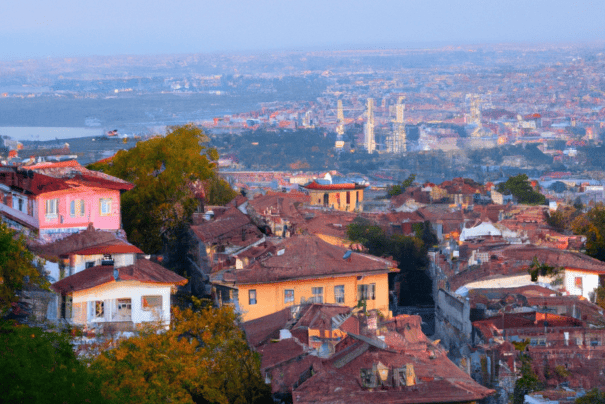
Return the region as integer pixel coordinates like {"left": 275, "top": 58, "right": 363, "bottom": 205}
{"left": 497, "top": 174, "right": 546, "bottom": 205}
{"left": 0, "top": 223, "right": 49, "bottom": 316}
{"left": 88, "top": 124, "right": 236, "bottom": 253}
{"left": 572, "top": 204, "right": 605, "bottom": 261}
{"left": 387, "top": 174, "right": 416, "bottom": 198}
{"left": 575, "top": 388, "right": 605, "bottom": 403}
{"left": 527, "top": 256, "right": 563, "bottom": 284}
{"left": 547, "top": 205, "right": 581, "bottom": 232}
{"left": 412, "top": 220, "right": 439, "bottom": 248}
{"left": 0, "top": 320, "right": 108, "bottom": 404}
{"left": 91, "top": 305, "right": 271, "bottom": 404}
{"left": 513, "top": 354, "right": 542, "bottom": 404}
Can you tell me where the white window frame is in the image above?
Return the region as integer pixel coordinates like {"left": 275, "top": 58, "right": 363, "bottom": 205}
{"left": 312, "top": 287, "right": 324, "bottom": 304}
{"left": 100, "top": 198, "right": 112, "bottom": 216}
{"left": 357, "top": 283, "right": 376, "bottom": 301}
{"left": 284, "top": 289, "right": 294, "bottom": 304}
{"left": 88, "top": 300, "right": 105, "bottom": 321}
{"left": 334, "top": 285, "right": 345, "bottom": 303}
{"left": 45, "top": 198, "right": 58, "bottom": 218}
{"left": 249, "top": 289, "right": 257, "bottom": 305}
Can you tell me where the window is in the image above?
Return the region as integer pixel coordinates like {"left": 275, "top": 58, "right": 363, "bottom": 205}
{"left": 357, "top": 284, "right": 376, "bottom": 301}
{"left": 346, "top": 192, "right": 350, "bottom": 205}
{"left": 284, "top": 289, "right": 294, "bottom": 304}
{"left": 312, "top": 287, "right": 323, "bottom": 303}
{"left": 249, "top": 290, "right": 257, "bottom": 305}
{"left": 141, "top": 296, "right": 162, "bottom": 311}
{"left": 116, "top": 298, "right": 132, "bottom": 319}
{"left": 94, "top": 301, "right": 104, "bottom": 318}
{"left": 18, "top": 198, "right": 23, "bottom": 212}
{"left": 334, "top": 285, "right": 345, "bottom": 303}
{"left": 100, "top": 198, "right": 112, "bottom": 215}
{"left": 575, "top": 277, "right": 583, "bottom": 289}
{"left": 85, "top": 261, "right": 95, "bottom": 269}
{"left": 70, "top": 199, "right": 86, "bottom": 217}
{"left": 45, "top": 198, "right": 58, "bottom": 217}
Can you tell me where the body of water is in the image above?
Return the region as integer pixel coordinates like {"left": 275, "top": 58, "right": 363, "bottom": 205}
{"left": 0, "top": 127, "right": 104, "bottom": 142}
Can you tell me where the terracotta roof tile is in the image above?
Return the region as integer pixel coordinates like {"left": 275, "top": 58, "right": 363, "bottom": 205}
{"left": 191, "top": 207, "right": 260, "bottom": 244}
{"left": 51, "top": 259, "right": 187, "bottom": 294}
{"left": 29, "top": 226, "right": 141, "bottom": 258}
{"left": 242, "top": 307, "right": 292, "bottom": 347}
{"left": 225, "top": 235, "right": 396, "bottom": 284}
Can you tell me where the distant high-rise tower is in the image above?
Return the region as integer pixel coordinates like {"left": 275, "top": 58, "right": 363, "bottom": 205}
{"left": 387, "top": 96, "right": 406, "bottom": 153}
{"left": 364, "top": 98, "right": 375, "bottom": 153}
{"left": 467, "top": 94, "right": 482, "bottom": 126}
{"left": 336, "top": 100, "right": 345, "bottom": 137}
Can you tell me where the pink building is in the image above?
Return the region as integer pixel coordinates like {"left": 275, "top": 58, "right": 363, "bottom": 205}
{"left": 0, "top": 161, "right": 133, "bottom": 239}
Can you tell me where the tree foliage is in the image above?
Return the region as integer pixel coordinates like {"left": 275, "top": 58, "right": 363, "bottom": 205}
{"left": 346, "top": 217, "right": 429, "bottom": 272}
{"left": 91, "top": 305, "right": 271, "bottom": 404}
{"left": 0, "top": 320, "right": 108, "bottom": 404}
{"left": 512, "top": 354, "right": 542, "bottom": 404}
{"left": 527, "top": 256, "right": 562, "bottom": 284}
{"left": 547, "top": 205, "right": 581, "bottom": 232}
{"left": 575, "top": 388, "right": 605, "bottom": 404}
{"left": 496, "top": 174, "right": 546, "bottom": 205}
{"left": 387, "top": 174, "right": 416, "bottom": 198}
{"left": 0, "top": 223, "right": 49, "bottom": 316}
{"left": 572, "top": 204, "right": 605, "bottom": 262}
{"left": 88, "top": 124, "right": 236, "bottom": 253}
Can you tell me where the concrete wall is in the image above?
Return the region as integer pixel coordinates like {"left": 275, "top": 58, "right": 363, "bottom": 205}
{"left": 435, "top": 288, "right": 472, "bottom": 349}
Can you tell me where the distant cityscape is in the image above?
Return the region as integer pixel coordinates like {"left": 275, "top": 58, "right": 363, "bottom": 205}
{"left": 4, "top": 43, "right": 605, "bottom": 404}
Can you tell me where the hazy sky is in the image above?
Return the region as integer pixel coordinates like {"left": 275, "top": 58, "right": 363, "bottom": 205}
{"left": 1, "top": 0, "right": 604, "bottom": 60}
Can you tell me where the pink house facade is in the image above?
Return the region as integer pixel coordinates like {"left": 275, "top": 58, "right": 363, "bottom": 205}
{"left": 0, "top": 161, "right": 133, "bottom": 239}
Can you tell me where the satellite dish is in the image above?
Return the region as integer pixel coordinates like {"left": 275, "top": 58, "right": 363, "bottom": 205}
{"left": 342, "top": 250, "right": 352, "bottom": 260}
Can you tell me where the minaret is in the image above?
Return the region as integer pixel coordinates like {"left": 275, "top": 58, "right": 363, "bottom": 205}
{"left": 364, "top": 98, "right": 375, "bottom": 153}
{"left": 336, "top": 100, "right": 345, "bottom": 137}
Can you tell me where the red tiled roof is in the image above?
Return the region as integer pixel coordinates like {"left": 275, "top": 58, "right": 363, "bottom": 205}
{"left": 224, "top": 235, "right": 396, "bottom": 285}
{"left": 303, "top": 182, "right": 365, "bottom": 191}
{"left": 257, "top": 338, "right": 307, "bottom": 371}
{"left": 51, "top": 259, "right": 187, "bottom": 294}
{"left": 29, "top": 226, "right": 142, "bottom": 258}
{"left": 242, "top": 307, "right": 292, "bottom": 347}
{"left": 191, "top": 207, "right": 259, "bottom": 244}
{"left": 24, "top": 160, "right": 80, "bottom": 169}
{"left": 72, "top": 243, "right": 144, "bottom": 255}
{"left": 293, "top": 345, "right": 494, "bottom": 404}
{"left": 295, "top": 304, "right": 351, "bottom": 330}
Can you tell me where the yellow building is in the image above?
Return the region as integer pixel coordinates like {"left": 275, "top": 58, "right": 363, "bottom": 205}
{"left": 212, "top": 235, "right": 397, "bottom": 322}
{"left": 303, "top": 181, "right": 365, "bottom": 212}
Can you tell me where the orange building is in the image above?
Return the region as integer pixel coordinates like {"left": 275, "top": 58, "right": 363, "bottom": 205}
{"left": 211, "top": 235, "right": 396, "bottom": 322}
{"left": 302, "top": 181, "right": 366, "bottom": 212}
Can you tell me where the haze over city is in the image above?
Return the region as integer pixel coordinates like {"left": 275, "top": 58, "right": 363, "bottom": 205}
{"left": 2, "top": 0, "right": 605, "bottom": 59}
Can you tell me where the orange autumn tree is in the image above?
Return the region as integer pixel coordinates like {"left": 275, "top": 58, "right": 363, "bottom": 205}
{"left": 91, "top": 305, "right": 271, "bottom": 404}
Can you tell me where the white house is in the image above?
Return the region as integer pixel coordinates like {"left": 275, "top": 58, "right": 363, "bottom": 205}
{"left": 51, "top": 259, "right": 187, "bottom": 330}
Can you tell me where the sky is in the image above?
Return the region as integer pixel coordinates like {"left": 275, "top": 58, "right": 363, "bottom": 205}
{"left": 1, "top": 0, "right": 604, "bottom": 60}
